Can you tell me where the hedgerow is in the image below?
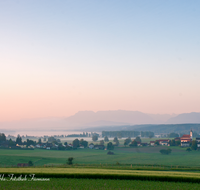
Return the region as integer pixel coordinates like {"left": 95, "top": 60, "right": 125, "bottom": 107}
{"left": 1, "top": 172, "right": 200, "bottom": 183}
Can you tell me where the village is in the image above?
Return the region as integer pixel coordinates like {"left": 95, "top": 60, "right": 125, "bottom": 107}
{"left": 0, "top": 130, "right": 199, "bottom": 151}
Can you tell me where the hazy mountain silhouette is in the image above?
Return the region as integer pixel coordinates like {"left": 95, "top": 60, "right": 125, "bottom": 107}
{"left": 1, "top": 111, "right": 199, "bottom": 131}
{"left": 147, "top": 113, "right": 177, "bottom": 123}
{"left": 85, "top": 120, "right": 129, "bottom": 127}
{"left": 166, "top": 112, "right": 200, "bottom": 124}
{"left": 65, "top": 110, "right": 156, "bottom": 127}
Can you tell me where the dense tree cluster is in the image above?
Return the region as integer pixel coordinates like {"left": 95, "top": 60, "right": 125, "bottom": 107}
{"left": 102, "top": 131, "right": 154, "bottom": 138}
{"left": 80, "top": 139, "right": 88, "bottom": 148}
{"left": 129, "top": 140, "right": 138, "bottom": 147}
{"left": 107, "top": 142, "right": 114, "bottom": 150}
{"left": 72, "top": 139, "right": 89, "bottom": 148}
{"left": 135, "top": 136, "right": 141, "bottom": 143}
{"left": 16, "top": 135, "right": 22, "bottom": 145}
{"left": 102, "top": 131, "right": 140, "bottom": 138}
{"left": 100, "top": 140, "right": 104, "bottom": 145}
{"left": 124, "top": 137, "right": 131, "bottom": 146}
{"left": 169, "top": 139, "right": 180, "bottom": 146}
{"left": 140, "top": 131, "right": 154, "bottom": 138}
{"left": 167, "top": 133, "right": 179, "bottom": 138}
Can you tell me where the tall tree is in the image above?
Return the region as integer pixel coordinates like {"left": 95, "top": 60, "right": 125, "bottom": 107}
{"left": 104, "top": 136, "right": 109, "bottom": 142}
{"left": 100, "top": 140, "right": 104, "bottom": 145}
{"left": 0, "top": 133, "right": 6, "bottom": 143}
{"left": 124, "top": 137, "right": 131, "bottom": 146}
{"left": 80, "top": 139, "right": 88, "bottom": 148}
{"left": 72, "top": 139, "right": 80, "bottom": 148}
{"left": 48, "top": 136, "right": 56, "bottom": 143}
{"left": 113, "top": 137, "right": 118, "bottom": 142}
{"left": 67, "top": 157, "right": 74, "bottom": 165}
{"left": 115, "top": 139, "right": 119, "bottom": 146}
{"left": 107, "top": 142, "right": 114, "bottom": 150}
{"left": 135, "top": 136, "right": 141, "bottom": 143}
{"left": 191, "top": 140, "right": 197, "bottom": 150}
{"left": 92, "top": 135, "right": 98, "bottom": 142}
{"left": 26, "top": 139, "right": 36, "bottom": 146}
{"left": 129, "top": 140, "right": 137, "bottom": 147}
{"left": 16, "top": 135, "right": 22, "bottom": 145}
{"left": 8, "top": 138, "right": 15, "bottom": 146}
{"left": 169, "top": 139, "right": 176, "bottom": 146}
{"left": 38, "top": 138, "right": 42, "bottom": 144}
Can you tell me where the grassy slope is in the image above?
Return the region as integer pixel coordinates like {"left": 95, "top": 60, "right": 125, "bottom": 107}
{"left": 1, "top": 146, "right": 200, "bottom": 167}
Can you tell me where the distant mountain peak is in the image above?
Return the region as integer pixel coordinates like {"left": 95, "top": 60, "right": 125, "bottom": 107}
{"left": 166, "top": 112, "right": 200, "bottom": 124}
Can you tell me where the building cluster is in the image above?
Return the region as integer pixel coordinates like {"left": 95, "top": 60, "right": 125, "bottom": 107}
{"left": 150, "top": 130, "right": 198, "bottom": 147}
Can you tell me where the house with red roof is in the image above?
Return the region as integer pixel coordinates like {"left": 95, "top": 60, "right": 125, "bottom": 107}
{"left": 155, "top": 139, "right": 170, "bottom": 146}
{"left": 180, "top": 130, "right": 193, "bottom": 147}
{"left": 150, "top": 141, "right": 155, "bottom": 146}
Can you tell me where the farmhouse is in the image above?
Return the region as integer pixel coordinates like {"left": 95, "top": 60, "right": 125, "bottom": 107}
{"left": 94, "top": 145, "right": 105, "bottom": 150}
{"left": 36, "top": 144, "right": 42, "bottom": 148}
{"left": 156, "top": 139, "right": 170, "bottom": 146}
{"left": 196, "top": 138, "right": 200, "bottom": 147}
{"left": 180, "top": 130, "right": 193, "bottom": 147}
{"left": 89, "top": 143, "right": 94, "bottom": 149}
{"left": 137, "top": 142, "right": 148, "bottom": 147}
{"left": 16, "top": 144, "right": 26, "bottom": 148}
{"left": 150, "top": 141, "right": 155, "bottom": 146}
{"left": 160, "top": 141, "right": 169, "bottom": 146}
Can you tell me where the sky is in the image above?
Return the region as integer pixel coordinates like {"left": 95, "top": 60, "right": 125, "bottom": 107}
{"left": 0, "top": 0, "right": 200, "bottom": 122}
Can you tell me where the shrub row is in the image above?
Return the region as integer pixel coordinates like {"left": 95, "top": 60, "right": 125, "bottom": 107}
{"left": 2, "top": 172, "right": 200, "bottom": 183}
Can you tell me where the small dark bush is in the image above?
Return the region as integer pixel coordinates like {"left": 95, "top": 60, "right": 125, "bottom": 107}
{"left": 107, "top": 151, "right": 114, "bottom": 155}
{"left": 67, "top": 157, "right": 74, "bottom": 165}
{"left": 186, "top": 148, "right": 192, "bottom": 152}
{"left": 28, "top": 161, "right": 33, "bottom": 166}
{"left": 160, "top": 148, "right": 172, "bottom": 155}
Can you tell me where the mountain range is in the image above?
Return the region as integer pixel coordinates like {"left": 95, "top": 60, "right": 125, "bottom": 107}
{"left": 0, "top": 110, "right": 200, "bottom": 131}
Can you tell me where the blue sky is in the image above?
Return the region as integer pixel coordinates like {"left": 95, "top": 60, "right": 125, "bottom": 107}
{"left": 0, "top": 0, "right": 200, "bottom": 121}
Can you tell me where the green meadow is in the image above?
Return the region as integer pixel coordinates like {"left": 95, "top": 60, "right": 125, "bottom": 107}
{"left": 1, "top": 178, "right": 200, "bottom": 190}
{"left": 1, "top": 168, "right": 200, "bottom": 189}
{"left": 1, "top": 167, "right": 200, "bottom": 177}
{"left": 0, "top": 146, "right": 200, "bottom": 167}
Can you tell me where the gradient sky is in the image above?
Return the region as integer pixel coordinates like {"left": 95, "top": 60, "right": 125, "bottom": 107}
{"left": 0, "top": 0, "right": 200, "bottom": 122}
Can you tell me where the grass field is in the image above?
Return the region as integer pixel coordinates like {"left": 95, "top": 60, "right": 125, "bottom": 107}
{"left": 1, "top": 178, "right": 200, "bottom": 190}
{"left": 1, "top": 167, "right": 200, "bottom": 178}
{"left": 1, "top": 146, "right": 200, "bottom": 167}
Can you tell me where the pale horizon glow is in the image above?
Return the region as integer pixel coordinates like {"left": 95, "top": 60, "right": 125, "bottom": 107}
{"left": 0, "top": 0, "right": 200, "bottom": 122}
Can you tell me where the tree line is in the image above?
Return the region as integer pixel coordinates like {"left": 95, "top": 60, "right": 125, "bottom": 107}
{"left": 102, "top": 131, "right": 154, "bottom": 138}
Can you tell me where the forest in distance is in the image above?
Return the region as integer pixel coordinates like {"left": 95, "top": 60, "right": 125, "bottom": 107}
{"left": 84, "top": 123, "right": 200, "bottom": 134}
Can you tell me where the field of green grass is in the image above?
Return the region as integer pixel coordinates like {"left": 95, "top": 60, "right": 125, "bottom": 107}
{"left": 1, "top": 167, "right": 200, "bottom": 177}
{"left": 1, "top": 146, "right": 200, "bottom": 167}
{"left": 1, "top": 178, "right": 200, "bottom": 190}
